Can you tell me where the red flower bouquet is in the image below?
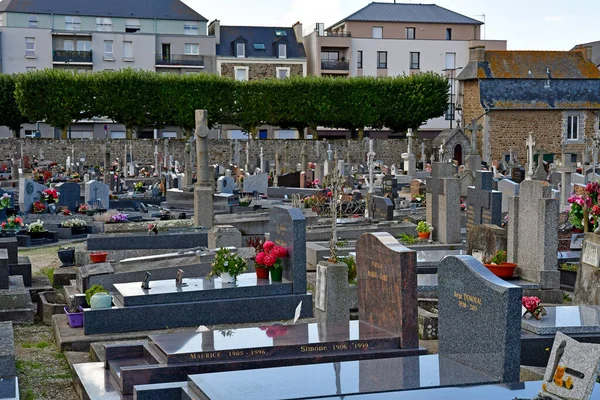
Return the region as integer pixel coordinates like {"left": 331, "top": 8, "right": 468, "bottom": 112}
{"left": 255, "top": 240, "right": 288, "bottom": 270}
{"left": 41, "top": 188, "right": 59, "bottom": 202}
{"left": 522, "top": 296, "right": 546, "bottom": 320}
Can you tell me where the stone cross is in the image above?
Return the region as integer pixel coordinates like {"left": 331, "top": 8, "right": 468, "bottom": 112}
{"left": 438, "top": 144, "right": 446, "bottom": 162}
{"left": 193, "top": 109, "right": 213, "bottom": 228}
{"left": 367, "top": 139, "right": 376, "bottom": 194}
{"left": 525, "top": 132, "right": 536, "bottom": 180}
{"left": 466, "top": 118, "right": 482, "bottom": 156}
{"left": 407, "top": 129, "right": 416, "bottom": 176}
{"left": 420, "top": 142, "right": 426, "bottom": 164}
{"left": 163, "top": 138, "right": 169, "bottom": 170}
{"left": 327, "top": 144, "right": 333, "bottom": 161}
{"left": 533, "top": 148, "right": 548, "bottom": 181}
{"left": 154, "top": 143, "right": 159, "bottom": 175}
{"left": 326, "top": 155, "right": 346, "bottom": 262}
{"left": 260, "top": 147, "right": 264, "bottom": 172}
{"left": 426, "top": 163, "right": 461, "bottom": 244}
{"left": 245, "top": 141, "right": 249, "bottom": 172}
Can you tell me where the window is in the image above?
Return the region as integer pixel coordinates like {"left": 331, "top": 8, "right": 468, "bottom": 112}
{"left": 445, "top": 52, "right": 456, "bottom": 70}
{"left": 96, "top": 17, "right": 112, "bottom": 32}
{"left": 445, "top": 103, "right": 455, "bottom": 120}
{"left": 278, "top": 43, "right": 287, "bottom": 59}
{"left": 184, "top": 43, "right": 199, "bottom": 55}
{"left": 0, "top": 15, "right": 3, "bottom": 27}
{"left": 321, "top": 51, "right": 339, "bottom": 61}
{"left": 123, "top": 41, "right": 133, "bottom": 60}
{"left": 372, "top": 26, "right": 383, "bottom": 39}
{"left": 566, "top": 115, "right": 580, "bottom": 140}
{"left": 410, "top": 52, "right": 420, "bottom": 69}
{"left": 104, "top": 40, "right": 114, "bottom": 59}
{"left": 276, "top": 67, "right": 290, "bottom": 79}
{"left": 29, "top": 15, "right": 38, "bottom": 28}
{"left": 63, "top": 40, "right": 74, "bottom": 51}
{"left": 357, "top": 51, "right": 363, "bottom": 68}
{"left": 234, "top": 66, "right": 249, "bottom": 81}
{"left": 25, "top": 37, "right": 35, "bottom": 57}
{"left": 184, "top": 21, "right": 199, "bottom": 35}
{"left": 26, "top": 66, "right": 36, "bottom": 72}
{"left": 77, "top": 40, "right": 91, "bottom": 52}
{"left": 65, "top": 16, "right": 81, "bottom": 31}
{"left": 274, "top": 29, "right": 287, "bottom": 37}
{"left": 125, "top": 18, "right": 141, "bottom": 33}
{"left": 406, "top": 27, "right": 415, "bottom": 40}
{"left": 446, "top": 28, "right": 452, "bottom": 40}
{"left": 236, "top": 42, "right": 245, "bottom": 58}
{"left": 377, "top": 51, "right": 387, "bottom": 69}
{"left": 253, "top": 43, "right": 265, "bottom": 50}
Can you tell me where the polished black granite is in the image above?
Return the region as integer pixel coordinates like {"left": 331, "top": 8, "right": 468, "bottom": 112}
{"left": 188, "top": 354, "right": 498, "bottom": 400}
{"left": 317, "top": 382, "right": 600, "bottom": 400}
{"left": 151, "top": 321, "right": 399, "bottom": 364}
{"left": 114, "top": 273, "right": 292, "bottom": 306}
{"left": 0, "top": 377, "right": 18, "bottom": 400}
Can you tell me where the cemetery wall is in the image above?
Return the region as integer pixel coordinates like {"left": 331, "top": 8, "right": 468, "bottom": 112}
{"left": 488, "top": 110, "right": 592, "bottom": 161}
{"left": 0, "top": 138, "right": 408, "bottom": 168}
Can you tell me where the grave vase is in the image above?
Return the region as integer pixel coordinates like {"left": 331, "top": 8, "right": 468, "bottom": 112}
{"left": 90, "top": 293, "right": 112, "bottom": 309}
{"left": 64, "top": 306, "right": 84, "bottom": 328}
{"left": 255, "top": 266, "right": 269, "bottom": 279}
{"left": 418, "top": 232, "right": 430, "bottom": 239}
{"left": 270, "top": 268, "right": 283, "bottom": 282}
{"left": 221, "top": 272, "right": 235, "bottom": 283}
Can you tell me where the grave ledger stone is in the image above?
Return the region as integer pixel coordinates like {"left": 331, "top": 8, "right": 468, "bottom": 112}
{"left": 438, "top": 255, "right": 522, "bottom": 383}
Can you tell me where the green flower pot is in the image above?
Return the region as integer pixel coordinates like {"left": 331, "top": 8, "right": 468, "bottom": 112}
{"left": 270, "top": 268, "right": 283, "bottom": 282}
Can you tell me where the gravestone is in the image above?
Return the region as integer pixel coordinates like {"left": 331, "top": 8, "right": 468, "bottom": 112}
{"left": 540, "top": 332, "right": 600, "bottom": 400}
{"left": 466, "top": 171, "right": 502, "bottom": 232}
{"left": 268, "top": 206, "right": 306, "bottom": 294}
{"left": 410, "top": 179, "right": 425, "bottom": 199}
{"left": 55, "top": 182, "right": 80, "bottom": 211}
{"left": 18, "top": 179, "right": 47, "bottom": 213}
{"left": 0, "top": 250, "right": 7, "bottom": 289}
{"left": 277, "top": 172, "right": 301, "bottom": 188}
{"left": 243, "top": 173, "right": 269, "bottom": 195}
{"left": 511, "top": 167, "right": 525, "bottom": 184}
{"left": 438, "top": 255, "right": 521, "bottom": 383}
{"left": 571, "top": 172, "right": 586, "bottom": 193}
{"left": 548, "top": 171, "right": 561, "bottom": 188}
{"left": 507, "top": 180, "right": 559, "bottom": 290}
{"left": 426, "top": 163, "right": 461, "bottom": 244}
{"left": 575, "top": 233, "right": 600, "bottom": 305}
{"left": 497, "top": 179, "right": 519, "bottom": 214}
{"left": 356, "top": 232, "right": 418, "bottom": 348}
{"left": 84, "top": 180, "right": 110, "bottom": 209}
{"left": 383, "top": 176, "right": 398, "bottom": 199}
{"left": 216, "top": 176, "right": 234, "bottom": 194}
{"left": 371, "top": 196, "right": 394, "bottom": 221}
{"left": 467, "top": 224, "right": 507, "bottom": 263}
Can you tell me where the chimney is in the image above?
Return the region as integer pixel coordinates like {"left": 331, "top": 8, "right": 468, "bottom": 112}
{"left": 208, "top": 19, "right": 221, "bottom": 45}
{"left": 583, "top": 45, "right": 593, "bottom": 63}
{"left": 469, "top": 45, "right": 485, "bottom": 62}
{"left": 292, "top": 21, "right": 303, "bottom": 43}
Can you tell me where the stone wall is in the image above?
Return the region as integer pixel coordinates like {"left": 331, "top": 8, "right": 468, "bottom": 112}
{"left": 220, "top": 62, "right": 305, "bottom": 80}
{"left": 0, "top": 138, "right": 408, "bottom": 169}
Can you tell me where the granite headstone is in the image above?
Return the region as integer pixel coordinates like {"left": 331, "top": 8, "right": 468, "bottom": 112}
{"left": 55, "top": 182, "right": 81, "bottom": 212}
{"left": 243, "top": 173, "right": 269, "bottom": 195}
{"left": 84, "top": 180, "right": 110, "bottom": 209}
{"left": 371, "top": 195, "right": 394, "bottom": 221}
{"left": 18, "top": 179, "right": 47, "bottom": 213}
{"left": 466, "top": 171, "right": 502, "bottom": 232}
{"left": 216, "top": 176, "right": 234, "bottom": 194}
{"left": 497, "top": 179, "right": 519, "bottom": 214}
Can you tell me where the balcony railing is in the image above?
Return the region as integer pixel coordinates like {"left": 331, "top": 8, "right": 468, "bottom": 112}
{"left": 53, "top": 50, "right": 92, "bottom": 63}
{"left": 321, "top": 60, "right": 350, "bottom": 71}
{"left": 155, "top": 54, "right": 204, "bottom": 67}
{"left": 320, "top": 31, "right": 352, "bottom": 37}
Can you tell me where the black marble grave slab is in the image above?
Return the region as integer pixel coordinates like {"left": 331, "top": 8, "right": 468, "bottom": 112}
{"left": 187, "top": 354, "right": 498, "bottom": 400}
{"left": 0, "top": 250, "right": 7, "bottom": 290}
{"left": 0, "top": 238, "right": 17, "bottom": 265}
{"left": 86, "top": 231, "right": 208, "bottom": 251}
{"left": 0, "top": 377, "right": 18, "bottom": 400}
{"left": 83, "top": 293, "right": 313, "bottom": 335}
{"left": 114, "top": 273, "right": 293, "bottom": 306}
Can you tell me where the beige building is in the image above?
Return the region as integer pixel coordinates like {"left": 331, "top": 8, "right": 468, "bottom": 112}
{"left": 457, "top": 46, "right": 600, "bottom": 164}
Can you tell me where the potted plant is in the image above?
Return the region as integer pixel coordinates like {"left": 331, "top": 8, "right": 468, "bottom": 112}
{"left": 27, "top": 219, "right": 47, "bottom": 239}
{"left": 41, "top": 188, "right": 59, "bottom": 204}
{"left": 107, "top": 213, "right": 128, "bottom": 224}
{"left": 61, "top": 218, "right": 87, "bottom": 235}
{"left": 208, "top": 248, "right": 247, "bottom": 283}
{"left": 247, "top": 237, "right": 269, "bottom": 279}
{"left": 134, "top": 181, "right": 146, "bottom": 193}
{"left": 1, "top": 215, "right": 24, "bottom": 234}
{"left": 32, "top": 201, "right": 46, "bottom": 214}
{"left": 483, "top": 250, "right": 517, "bottom": 279}
{"left": 78, "top": 204, "right": 89, "bottom": 215}
{"left": 416, "top": 221, "right": 432, "bottom": 239}
{"left": 85, "top": 284, "right": 112, "bottom": 309}
{"left": 522, "top": 296, "right": 547, "bottom": 320}
{"left": 0, "top": 193, "right": 11, "bottom": 220}
{"left": 239, "top": 195, "right": 252, "bottom": 207}
{"left": 64, "top": 305, "right": 84, "bottom": 328}
{"left": 559, "top": 263, "right": 578, "bottom": 289}
{"left": 57, "top": 247, "right": 75, "bottom": 267}
{"left": 89, "top": 251, "right": 108, "bottom": 263}
{"left": 255, "top": 240, "right": 288, "bottom": 282}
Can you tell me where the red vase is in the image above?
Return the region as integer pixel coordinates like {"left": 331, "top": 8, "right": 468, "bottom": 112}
{"left": 255, "top": 267, "right": 269, "bottom": 279}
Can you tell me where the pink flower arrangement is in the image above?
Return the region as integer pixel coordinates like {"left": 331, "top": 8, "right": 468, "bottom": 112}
{"left": 522, "top": 296, "right": 546, "bottom": 320}
{"left": 259, "top": 324, "right": 289, "bottom": 338}
{"left": 41, "top": 188, "right": 59, "bottom": 202}
{"left": 255, "top": 240, "right": 288, "bottom": 270}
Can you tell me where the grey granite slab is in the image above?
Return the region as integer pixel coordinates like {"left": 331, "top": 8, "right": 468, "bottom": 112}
{"left": 521, "top": 305, "right": 600, "bottom": 335}
{"left": 0, "top": 322, "right": 16, "bottom": 377}
{"left": 114, "top": 273, "right": 293, "bottom": 306}
{"left": 86, "top": 231, "right": 208, "bottom": 251}
{"left": 83, "top": 293, "right": 313, "bottom": 335}
{"left": 0, "top": 276, "right": 31, "bottom": 309}
{"left": 187, "top": 354, "right": 497, "bottom": 400}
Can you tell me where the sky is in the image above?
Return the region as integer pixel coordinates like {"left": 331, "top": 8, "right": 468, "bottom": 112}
{"left": 182, "top": 0, "right": 599, "bottom": 50}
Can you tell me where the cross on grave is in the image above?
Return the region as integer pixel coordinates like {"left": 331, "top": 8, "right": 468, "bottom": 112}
{"left": 465, "top": 118, "right": 483, "bottom": 156}
{"left": 426, "top": 162, "right": 460, "bottom": 243}
{"left": 466, "top": 170, "right": 502, "bottom": 233}
{"left": 533, "top": 148, "right": 548, "bottom": 181}
{"left": 526, "top": 132, "right": 536, "bottom": 180}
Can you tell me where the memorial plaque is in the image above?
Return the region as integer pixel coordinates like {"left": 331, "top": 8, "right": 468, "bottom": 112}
{"left": 438, "top": 255, "right": 522, "bottom": 383}
{"left": 356, "top": 232, "right": 418, "bottom": 348}
{"left": 582, "top": 240, "right": 600, "bottom": 267}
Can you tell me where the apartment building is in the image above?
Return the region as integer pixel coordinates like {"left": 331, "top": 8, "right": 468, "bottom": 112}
{"left": 0, "top": 0, "right": 216, "bottom": 138}
{"left": 304, "top": 2, "right": 507, "bottom": 138}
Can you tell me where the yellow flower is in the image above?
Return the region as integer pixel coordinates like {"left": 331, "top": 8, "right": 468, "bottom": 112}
{"left": 554, "top": 378, "right": 564, "bottom": 387}
{"left": 566, "top": 377, "right": 573, "bottom": 389}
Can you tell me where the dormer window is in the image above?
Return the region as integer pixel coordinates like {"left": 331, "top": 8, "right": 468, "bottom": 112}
{"left": 278, "top": 43, "right": 287, "bottom": 59}
{"left": 237, "top": 42, "right": 246, "bottom": 58}
{"left": 274, "top": 29, "right": 287, "bottom": 37}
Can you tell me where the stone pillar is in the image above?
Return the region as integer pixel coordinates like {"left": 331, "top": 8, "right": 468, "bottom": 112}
{"left": 315, "top": 261, "right": 349, "bottom": 323}
{"left": 185, "top": 142, "right": 193, "bottom": 187}
{"left": 193, "top": 110, "right": 214, "bottom": 228}
{"left": 103, "top": 143, "right": 111, "bottom": 186}
{"left": 208, "top": 225, "right": 242, "bottom": 249}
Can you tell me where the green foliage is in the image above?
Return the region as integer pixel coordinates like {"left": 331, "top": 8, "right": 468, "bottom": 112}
{"left": 209, "top": 248, "right": 247, "bottom": 279}
{"left": 85, "top": 284, "right": 108, "bottom": 306}
{"left": 398, "top": 233, "right": 418, "bottom": 245}
{"left": 560, "top": 263, "right": 579, "bottom": 272}
{"left": 416, "top": 221, "right": 432, "bottom": 233}
{"left": 484, "top": 250, "right": 507, "bottom": 265}
{"left": 342, "top": 256, "right": 357, "bottom": 284}
{"left": 13, "top": 70, "right": 449, "bottom": 137}
{"left": 35, "top": 267, "right": 54, "bottom": 286}
{"left": 0, "top": 74, "right": 29, "bottom": 137}
{"left": 563, "top": 293, "right": 573, "bottom": 303}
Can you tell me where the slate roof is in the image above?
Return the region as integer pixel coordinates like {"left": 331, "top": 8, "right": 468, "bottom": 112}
{"left": 479, "top": 79, "right": 600, "bottom": 110}
{"left": 217, "top": 26, "right": 306, "bottom": 59}
{"left": 432, "top": 127, "right": 468, "bottom": 147}
{"left": 329, "top": 2, "right": 482, "bottom": 29}
{"left": 458, "top": 50, "right": 600, "bottom": 80}
{"left": 0, "top": 0, "right": 206, "bottom": 21}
